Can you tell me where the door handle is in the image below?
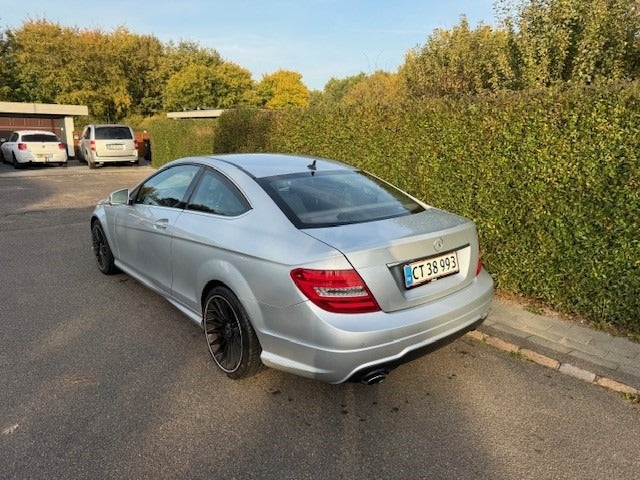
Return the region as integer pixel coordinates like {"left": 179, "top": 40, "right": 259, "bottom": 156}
{"left": 154, "top": 219, "right": 169, "bottom": 230}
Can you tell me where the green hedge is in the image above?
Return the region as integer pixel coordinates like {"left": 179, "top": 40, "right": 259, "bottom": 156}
{"left": 145, "top": 85, "right": 640, "bottom": 332}
{"left": 141, "top": 118, "right": 217, "bottom": 166}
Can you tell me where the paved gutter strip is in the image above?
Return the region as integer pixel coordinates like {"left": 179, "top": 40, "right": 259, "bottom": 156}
{"left": 465, "top": 330, "right": 640, "bottom": 396}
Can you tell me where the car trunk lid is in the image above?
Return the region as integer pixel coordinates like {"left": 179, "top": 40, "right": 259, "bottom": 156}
{"left": 302, "top": 208, "right": 480, "bottom": 312}
{"left": 24, "top": 140, "right": 62, "bottom": 156}
{"left": 95, "top": 140, "right": 136, "bottom": 158}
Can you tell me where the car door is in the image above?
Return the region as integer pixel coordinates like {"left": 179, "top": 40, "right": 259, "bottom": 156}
{"left": 170, "top": 167, "right": 252, "bottom": 312}
{"left": 114, "top": 164, "right": 201, "bottom": 293}
{"left": 2, "top": 132, "right": 18, "bottom": 161}
{"left": 79, "top": 127, "right": 90, "bottom": 160}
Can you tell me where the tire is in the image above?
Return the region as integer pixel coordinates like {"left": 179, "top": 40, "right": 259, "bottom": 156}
{"left": 91, "top": 222, "right": 117, "bottom": 274}
{"left": 89, "top": 160, "right": 96, "bottom": 169}
{"left": 12, "top": 153, "right": 22, "bottom": 169}
{"left": 203, "top": 286, "right": 262, "bottom": 379}
{"left": 81, "top": 149, "right": 91, "bottom": 166}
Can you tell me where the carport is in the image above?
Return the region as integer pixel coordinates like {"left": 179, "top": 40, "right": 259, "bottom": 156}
{"left": 0, "top": 101, "right": 89, "bottom": 158}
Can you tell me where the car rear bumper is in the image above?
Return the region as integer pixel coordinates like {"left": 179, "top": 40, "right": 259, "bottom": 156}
{"left": 258, "top": 269, "right": 494, "bottom": 383}
{"left": 17, "top": 152, "right": 67, "bottom": 164}
{"left": 90, "top": 154, "right": 139, "bottom": 164}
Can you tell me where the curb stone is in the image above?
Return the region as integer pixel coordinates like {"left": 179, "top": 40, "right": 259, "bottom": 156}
{"left": 465, "top": 330, "right": 640, "bottom": 397}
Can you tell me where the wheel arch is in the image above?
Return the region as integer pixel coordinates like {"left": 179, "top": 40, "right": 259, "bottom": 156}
{"left": 201, "top": 279, "right": 226, "bottom": 311}
{"left": 197, "top": 260, "right": 265, "bottom": 334}
{"left": 90, "top": 209, "right": 119, "bottom": 258}
{"left": 90, "top": 213, "right": 106, "bottom": 234}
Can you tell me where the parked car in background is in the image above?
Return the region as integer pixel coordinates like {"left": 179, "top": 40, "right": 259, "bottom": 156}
{"left": 74, "top": 129, "right": 151, "bottom": 163}
{"left": 90, "top": 153, "right": 493, "bottom": 384}
{"left": 0, "top": 130, "right": 68, "bottom": 168}
{"left": 78, "top": 124, "right": 138, "bottom": 169}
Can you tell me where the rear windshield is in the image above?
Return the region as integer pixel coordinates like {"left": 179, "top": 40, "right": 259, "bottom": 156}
{"left": 258, "top": 170, "right": 425, "bottom": 228}
{"left": 22, "top": 134, "right": 59, "bottom": 142}
{"left": 95, "top": 126, "right": 133, "bottom": 140}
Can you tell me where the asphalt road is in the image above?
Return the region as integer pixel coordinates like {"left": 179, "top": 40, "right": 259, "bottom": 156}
{"left": 1, "top": 161, "right": 639, "bottom": 480}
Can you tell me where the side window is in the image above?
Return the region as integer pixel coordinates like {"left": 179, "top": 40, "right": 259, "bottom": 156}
{"left": 9, "top": 132, "right": 19, "bottom": 142}
{"left": 187, "top": 169, "right": 250, "bottom": 216}
{"left": 82, "top": 128, "right": 90, "bottom": 140}
{"left": 135, "top": 164, "right": 200, "bottom": 208}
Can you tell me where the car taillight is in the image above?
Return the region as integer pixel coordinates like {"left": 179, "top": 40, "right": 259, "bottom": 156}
{"left": 58, "top": 143, "right": 65, "bottom": 150}
{"left": 18, "top": 143, "right": 27, "bottom": 150}
{"left": 89, "top": 140, "right": 96, "bottom": 151}
{"left": 290, "top": 268, "right": 381, "bottom": 314}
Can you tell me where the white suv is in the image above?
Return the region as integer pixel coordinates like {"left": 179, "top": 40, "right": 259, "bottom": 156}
{"left": 79, "top": 124, "right": 138, "bottom": 169}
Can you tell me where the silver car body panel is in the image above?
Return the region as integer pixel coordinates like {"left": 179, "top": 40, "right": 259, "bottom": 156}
{"left": 258, "top": 270, "right": 493, "bottom": 382}
{"left": 92, "top": 154, "right": 493, "bottom": 383}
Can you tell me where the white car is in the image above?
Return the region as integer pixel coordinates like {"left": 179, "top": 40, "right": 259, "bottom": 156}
{"left": 78, "top": 124, "right": 139, "bottom": 169}
{"left": 0, "top": 130, "right": 68, "bottom": 168}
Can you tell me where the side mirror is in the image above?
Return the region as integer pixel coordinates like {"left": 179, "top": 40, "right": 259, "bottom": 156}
{"left": 109, "top": 188, "right": 130, "bottom": 205}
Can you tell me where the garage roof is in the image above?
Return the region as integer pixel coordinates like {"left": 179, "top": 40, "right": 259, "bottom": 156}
{"left": 0, "top": 101, "right": 88, "bottom": 116}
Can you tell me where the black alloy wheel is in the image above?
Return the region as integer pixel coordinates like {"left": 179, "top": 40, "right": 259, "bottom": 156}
{"left": 203, "top": 286, "right": 262, "bottom": 379}
{"left": 91, "top": 222, "right": 117, "bottom": 274}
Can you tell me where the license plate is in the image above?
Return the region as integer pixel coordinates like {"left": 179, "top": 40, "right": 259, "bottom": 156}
{"left": 37, "top": 154, "right": 52, "bottom": 161}
{"left": 107, "top": 144, "right": 124, "bottom": 150}
{"left": 403, "top": 251, "right": 459, "bottom": 288}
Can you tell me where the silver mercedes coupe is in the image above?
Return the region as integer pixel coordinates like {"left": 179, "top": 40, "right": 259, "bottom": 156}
{"left": 90, "top": 153, "right": 493, "bottom": 384}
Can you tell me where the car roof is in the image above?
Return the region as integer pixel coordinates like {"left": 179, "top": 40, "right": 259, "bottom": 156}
{"left": 13, "top": 130, "right": 58, "bottom": 136}
{"left": 201, "top": 153, "right": 357, "bottom": 178}
{"left": 86, "top": 124, "right": 132, "bottom": 128}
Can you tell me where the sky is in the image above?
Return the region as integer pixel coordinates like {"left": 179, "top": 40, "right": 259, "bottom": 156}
{"left": 0, "top": 0, "right": 499, "bottom": 91}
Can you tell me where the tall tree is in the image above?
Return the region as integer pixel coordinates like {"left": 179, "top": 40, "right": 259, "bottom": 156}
{"left": 400, "top": 16, "right": 514, "bottom": 99}
{"left": 0, "top": 26, "right": 17, "bottom": 100}
{"left": 341, "top": 71, "right": 406, "bottom": 108}
{"left": 163, "top": 62, "right": 257, "bottom": 111}
{"left": 316, "top": 73, "right": 367, "bottom": 106}
{"left": 211, "top": 62, "right": 257, "bottom": 108}
{"left": 6, "top": 19, "right": 77, "bottom": 103}
{"left": 110, "top": 28, "right": 165, "bottom": 116}
{"left": 58, "top": 27, "right": 132, "bottom": 121}
{"left": 158, "top": 40, "right": 222, "bottom": 83}
{"left": 3, "top": 20, "right": 137, "bottom": 120}
{"left": 0, "top": 19, "right": 310, "bottom": 118}
{"left": 257, "top": 70, "right": 310, "bottom": 108}
{"left": 502, "top": 0, "right": 640, "bottom": 87}
{"left": 163, "top": 64, "right": 218, "bottom": 111}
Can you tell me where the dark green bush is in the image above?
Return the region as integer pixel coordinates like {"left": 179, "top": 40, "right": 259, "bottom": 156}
{"left": 212, "top": 109, "right": 273, "bottom": 153}
{"left": 141, "top": 118, "right": 217, "bottom": 166}
{"left": 143, "top": 84, "right": 640, "bottom": 332}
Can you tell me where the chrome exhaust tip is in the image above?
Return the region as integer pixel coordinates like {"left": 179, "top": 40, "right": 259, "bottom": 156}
{"left": 359, "top": 369, "right": 389, "bottom": 385}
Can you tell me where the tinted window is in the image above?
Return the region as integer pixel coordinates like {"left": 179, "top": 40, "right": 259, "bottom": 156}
{"left": 135, "top": 165, "right": 200, "bottom": 208}
{"left": 21, "top": 134, "right": 59, "bottom": 142}
{"left": 95, "top": 126, "right": 133, "bottom": 140}
{"left": 258, "top": 170, "right": 424, "bottom": 228}
{"left": 9, "top": 133, "right": 19, "bottom": 142}
{"left": 187, "top": 169, "right": 250, "bottom": 216}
